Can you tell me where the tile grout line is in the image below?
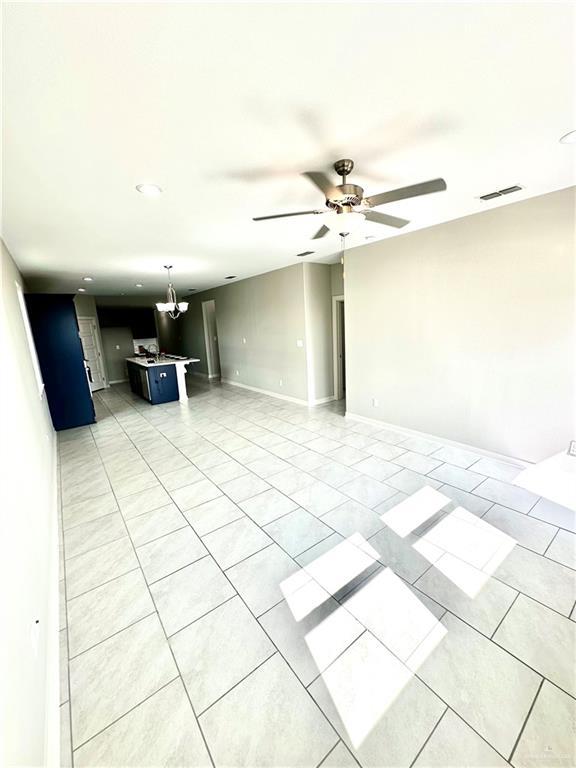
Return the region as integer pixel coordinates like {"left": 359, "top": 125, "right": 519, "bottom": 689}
{"left": 407, "top": 705, "right": 448, "bottom": 768}
{"left": 195, "top": 651, "right": 278, "bottom": 718}
{"left": 508, "top": 677, "right": 545, "bottom": 763}
{"left": 489, "top": 591, "right": 520, "bottom": 640}
{"left": 542, "top": 526, "right": 561, "bottom": 557}
{"left": 71, "top": 677, "right": 180, "bottom": 754}
{"left": 67, "top": 611, "right": 157, "bottom": 661}
{"left": 65, "top": 564, "right": 140, "bottom": 603}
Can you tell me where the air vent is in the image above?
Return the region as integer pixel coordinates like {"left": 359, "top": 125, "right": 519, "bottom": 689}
{"left": 479, "top": 185, "right": 523, "bottom": 201}
{"left": 296, "top": 251, "right": 315, "bottom": 258}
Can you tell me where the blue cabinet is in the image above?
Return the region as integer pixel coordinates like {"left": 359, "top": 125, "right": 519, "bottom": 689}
{"left": 127, "top": 361, "right": 178, "bottom": 404}
{"left": 148, "top": 365, "right": 179, "bottom": 404}
{"left": 25, "top": 294, "right": 96, "bottom": 431}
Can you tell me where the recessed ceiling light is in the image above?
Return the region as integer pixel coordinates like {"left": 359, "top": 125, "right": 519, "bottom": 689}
{"left": 77, "top": 288, "right": 86, "bottom": 292}
{"left": 135, "top": 283, "right": 143, "bottom": 288}
{"left": 225, "top": 275, "right": 237, "bottom": 280}
{"left": 82, "top": 276, "right": 93, "bottom": 282}
{"left": 560, "top": 130, "right": 576, "bottom": 144}
{"left": 135, "top": 183, "right": 163, "bottom": 196}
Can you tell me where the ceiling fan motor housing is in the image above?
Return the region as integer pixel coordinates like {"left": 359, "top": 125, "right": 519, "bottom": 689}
{"left": 327, "top": 184, "right": 365, "bottom": 210}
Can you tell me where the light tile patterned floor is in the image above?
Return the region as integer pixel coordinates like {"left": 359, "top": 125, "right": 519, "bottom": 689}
{"left": 58, "top": 379, "right": 576, "bottom": 768}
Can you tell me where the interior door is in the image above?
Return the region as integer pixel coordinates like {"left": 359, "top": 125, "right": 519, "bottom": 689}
{"left": 77, "top": 317, "right": 106, "bottom": 391}
{"left": 202, "top": 300, "right": 221, "bottom": 378}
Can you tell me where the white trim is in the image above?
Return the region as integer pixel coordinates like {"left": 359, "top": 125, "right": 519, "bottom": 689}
{"left": 345, "top": 411, "right": 532, "bottom": 467}
{"left": 311, "top": 395, "right": 337, "bottom": 406}
{"left": 302, "top": 265, "right": 315, "bottom": 405}
{"left": 192, "top": 371, "right": 220, "bottom": 380}
{"left": 202, "top": 299, "right": 221, "bottom": 379}
{"left": 108, "top": 378, "right": 128, "bottom": 384}
{"left": 15, "top": 281, "right": 45, "bottom": 398}
{"left": 221, "top": 379, "right": 336, "bottom": 407}
{"left": 77, "top": 315, "right": 107, "bottom": 390}
{"left": 332, "top": 294, "right": 345, "bottom": 401}
{"left": 45, "top": 431, "right": 59, "bottom": 767}
{"left": 221, "top": 378, "right": 312, "bottom": 406}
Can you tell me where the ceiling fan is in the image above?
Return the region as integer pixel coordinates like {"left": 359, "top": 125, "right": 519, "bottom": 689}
{"left": 253, "top": 159, "right": 446, "bottom": 238}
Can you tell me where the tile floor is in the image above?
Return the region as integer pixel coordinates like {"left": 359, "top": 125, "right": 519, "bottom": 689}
{"left": 58, "top": 379, "right": 576, "bottom": 767}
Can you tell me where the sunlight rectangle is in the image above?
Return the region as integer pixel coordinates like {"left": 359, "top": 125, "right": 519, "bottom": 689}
{"left": 380, "top": 486, "right": 451, "bottom": 537}
{"left": 342, "top": 567, "right": 444, "bottom": 662}
{"left": 302, "top": 535, "right": 379, "bottom": 597}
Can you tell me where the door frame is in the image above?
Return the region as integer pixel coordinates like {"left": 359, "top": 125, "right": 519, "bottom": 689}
{"left": 332, "top": 295, "right": 345, "bottom": 400}
{"left": 201, "top": 299, "right": 221, "bottom": 379}
{"left": 77, "top": 315, "right": 107, "bottom": 390}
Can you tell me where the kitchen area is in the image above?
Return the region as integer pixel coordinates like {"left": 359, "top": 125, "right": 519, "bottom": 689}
{"left": 126, "top": 353, "right": 199, "bottom": 404}
{"left": 96, "top": 299, "right": 199, "bottom": 404}
{"left": 22, "top": 288, "right": 202, "bottom": 435}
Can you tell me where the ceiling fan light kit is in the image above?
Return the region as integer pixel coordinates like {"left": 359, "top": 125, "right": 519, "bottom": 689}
{"left": 156, "top": 266, "right": 188, "bottom": 319}
{"left": 253, "top": 158, "right": 447, "bottom": 239}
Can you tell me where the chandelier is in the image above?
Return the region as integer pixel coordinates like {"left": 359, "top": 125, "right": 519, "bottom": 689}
{"left": 156, "top": 265, "right": 189, "bottom": 319}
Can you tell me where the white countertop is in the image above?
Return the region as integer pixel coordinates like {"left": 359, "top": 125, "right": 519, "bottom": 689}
{"left": 126, "top": 356, "right": 200, "bottom": 368}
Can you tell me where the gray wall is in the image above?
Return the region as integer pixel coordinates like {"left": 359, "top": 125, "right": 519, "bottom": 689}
{"left": 177, "top": 264, "right": 309, "bottom": 401}
{"left": 344, "top": 187, "right": 576, "bottom": 462}
{"left": 1, "top": 242, "right": 58, "bottom": 766}
{"left": 331, "top": 262, "right": 344, "bottom": 296}
{"left": 304, "top": 263, "right": 334, "bottom": 403}
{"left": 100, "top": 327, "right": 134, "bottom": 382}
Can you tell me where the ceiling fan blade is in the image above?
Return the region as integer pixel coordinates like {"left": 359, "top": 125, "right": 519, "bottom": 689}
{"left": 311, "top": 224, "right": 329, "bottom": 239}
{"left": 364, "top": 210, "right": 410, "bottom": 229}
{"left": 253, "top": 210, "right": 318, "bottom": 221}
{"left": 302, "top": 171, "right": 339, "bottom": 198}
{"left": 365, "top": 178, "right": 447, "bottom": 208}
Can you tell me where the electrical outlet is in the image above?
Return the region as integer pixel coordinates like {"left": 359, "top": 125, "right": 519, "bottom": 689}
{"left": 372, "top": 397, "right": 379, "bottom": 407}
{"left": 115, "top": 345, "right": 120, "bottom": 350}
{"left": 296, "top": 339, "right": 304, "bottom": 348}
{"left": 279, "top": 379, "right": 283, "bottom": 387}
{"left": 235, "top": 370, "right": 239, "bottom": 376}
{"left": 242, "top": 337, "right": 246, "bottom": 344}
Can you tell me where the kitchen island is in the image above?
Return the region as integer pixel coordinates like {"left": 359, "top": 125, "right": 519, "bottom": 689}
{"left": 126, "top": 355, "right": 200, "bottom": 404}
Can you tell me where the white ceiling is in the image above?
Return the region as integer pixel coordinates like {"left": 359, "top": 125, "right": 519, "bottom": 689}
{"left": 3, "top": 2, "right": 575, "bottom": 296}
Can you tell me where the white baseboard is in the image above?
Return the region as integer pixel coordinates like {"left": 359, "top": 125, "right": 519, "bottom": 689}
{"left": 311, "top": 395, "right": 337, "bottom": 406}
{"left": 46, "top": 432, "right": 60, "bottom": 767}
{"left": 221, "top": 379, "right": 334, "bottom": 408}
{"left": 109, "top": 378, "right": 128, "bottom": 385}
{"left": 193, "top": 371, "right": 220, "bottom": 380}
{"left": 345, "top": 411, "right": 532, "bottom": 467}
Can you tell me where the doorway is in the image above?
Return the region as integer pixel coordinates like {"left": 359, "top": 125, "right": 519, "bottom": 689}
{"left": 77, "top": 316, "right": 107, "bottom": 391}
{"left": 202, "top": 299, "right": 221, "bottom": 379}
{"left": 332, "top": 295, "right": 346, "bottom": 400}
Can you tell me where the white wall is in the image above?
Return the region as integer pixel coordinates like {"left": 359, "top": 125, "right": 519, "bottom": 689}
{"left": 345, "top": 187, "right": 576, "bottom": 462}
{"left": 0, "top": 242, "right": 59, "bottom": 766}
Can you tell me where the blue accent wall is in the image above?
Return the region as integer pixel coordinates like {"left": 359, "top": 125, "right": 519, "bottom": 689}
{"left": 25, "top": 294, "right": 95, "bottom": 431}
